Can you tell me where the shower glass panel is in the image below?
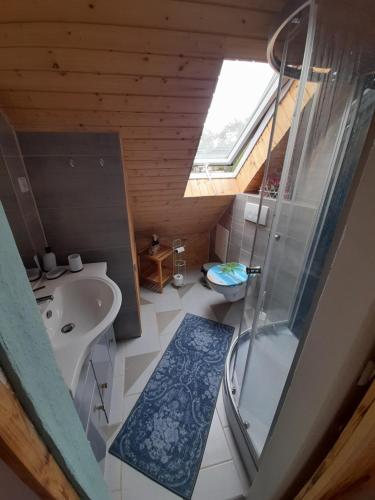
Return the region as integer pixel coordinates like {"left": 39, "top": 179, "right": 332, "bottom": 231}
{"left": 231, "top": 7, "right": 311, "bottom": 403}
{"left": 230, "top": 0, "right": 375, "bottom": 464}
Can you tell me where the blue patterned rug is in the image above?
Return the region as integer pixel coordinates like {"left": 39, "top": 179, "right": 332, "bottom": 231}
{"left": 109, "top": 313, "right": 233, "bottom": 499}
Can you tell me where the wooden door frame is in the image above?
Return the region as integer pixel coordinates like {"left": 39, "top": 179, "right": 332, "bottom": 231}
{"left": 0, "top": 380, "right": 79, "bottom": 499}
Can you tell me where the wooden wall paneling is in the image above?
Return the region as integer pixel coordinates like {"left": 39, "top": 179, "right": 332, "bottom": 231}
{"left": 123, "top": 149, "right": 199, "bottom": 161}
{"left": 0, "top": 0, "right": 285, "bottom": 256}
{"left": 136, "top": 232, "right": 210, "bottom": 268}
{"left": 120, "top": 128, "right": 203, "bottom": 140}
{"left": 132, "top": 199, "right": 235, "bottom": 213}
{"left": 0, "top": 381, "right": 79, "bottom": 500}
{"left": 0, "top": 1, "right": 276, "bottom": 38}
{"left": 172, "top": 0, "right": 284, "bottom": 9}
{"left": 0, "top": 47, "right": 222, "bottom": 80}
{"left": 4, "top": 109, "right": 207, "bottom": 129}
{"left": 128, "top": 169, "right": 190, "bottom": 179}
{"left": 125, "top": 159, "right": 196, "bottom": 170}
{"left": 124, "top": 139, "right": 200, "bottom": 151}
{"left": 0, "top": 91, "right": 211, "bottom": 114}
{"left": 134, "top": 208, "right": 227, "bottom": 221}
{"left": 129, "top": 184, "right": 189, "bottom": 194}
{"left": 0, "top": 71, "right": 216, "bottom": 97}
{"left": 0, "top": 22, "right": 270, "bottom": 60}
{"left": 161, "top": 232, "right": 210, "bottom": 268}
{"left": 133, "top": 195, "right": 234, "bottom": 253}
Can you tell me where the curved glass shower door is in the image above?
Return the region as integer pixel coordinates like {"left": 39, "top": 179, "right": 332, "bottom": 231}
{"left": 229, "top": 0, "right": 375, "bottom": 465}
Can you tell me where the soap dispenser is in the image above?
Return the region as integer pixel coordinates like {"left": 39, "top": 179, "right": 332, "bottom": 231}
{"left": 42, "top": 246, "right": 57, "bottom": 272}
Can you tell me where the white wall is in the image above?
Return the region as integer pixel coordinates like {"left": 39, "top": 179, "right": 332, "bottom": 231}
{"left": 247, "top": 130, "right": 375, "bottom": 499}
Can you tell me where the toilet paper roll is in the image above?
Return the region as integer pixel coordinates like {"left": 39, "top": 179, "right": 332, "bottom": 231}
{"left": 173, "top": 273, "right": 184, "bottom": 287}
{"left": 68, "top": 253, "right": 83, "bottom": 272}
{"left": 175, "top": 246, "right": 185, "bottom": 254}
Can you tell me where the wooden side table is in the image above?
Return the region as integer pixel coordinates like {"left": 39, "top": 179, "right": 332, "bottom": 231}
{"left": 137, "top": 245, "right": 173, "bottom": 293}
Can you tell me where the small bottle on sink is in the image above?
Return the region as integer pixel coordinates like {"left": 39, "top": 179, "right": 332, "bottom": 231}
{"left": 42, "top": 246, "right": 57, "bottom": 272}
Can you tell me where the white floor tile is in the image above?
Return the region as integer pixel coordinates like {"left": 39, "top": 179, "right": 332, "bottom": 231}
{"left": 159, "top": 328, "right": 175, "bottom": 353}
{"left": 224, "top": 427, "right": 250, "bottom": 496}
{"left": 158, "top": 309, "right": 185, "bottom": 337}
{"left": 104, "top": 452, "right": 122, "bottom": 493}
{"left": 110, "top": 490, "right": 122, "bottom": 500}
{"left": 103, "top": 274, "right": 245, "bottom": 500}
{"left": 122, "top": 464, "right": 180, "bottom": 500}
{"left": 184, "top": 268, "right": 203, "bottom": 284}
{"left": 113, "top": 341, "right": 127, "bottom": 378}
{"left": 123, "top": 304, "right": 160, "bottom": 358}
{"left": 159, "top": 310, "right": 185, "bottom": 352}
{"left": 192, "top": 461, "right": 243, "bottom": 500}
{"left": 123, "top": 393, "right": 140, "bottom": 420}
{"left": 141, "top": 288, "right": 182, "bottom": 313}
{"left": 109, "top": 374, "right": 125, "bottom": 424}
{"left": 201, "top": 411, "right": 232, "bottom": 468}
{"left": 216, "top": 384, "right": 229, "bottom": 428}
{"left": 181, "top": 285, "right": 218, "bottom": 321}
{"left": 221, "top": 300, "right": 244, "bottom": 328}
{"left": 124, "top": 352, "right": 161, "bottom": 396}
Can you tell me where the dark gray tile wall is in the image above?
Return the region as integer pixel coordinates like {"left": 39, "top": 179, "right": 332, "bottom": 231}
{"left": 0, "top": 114, "right": 45, "bottom": 265}
{"left": 18, "top": 132, "right": 141, "bottom": 339}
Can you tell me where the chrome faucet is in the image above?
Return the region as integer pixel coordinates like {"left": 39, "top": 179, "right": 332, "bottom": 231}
{"left": 32, "top": 284, "right": 53, "bottom": 303}
{"left": 35, "top": 294, "right": 54, "bottom": 304}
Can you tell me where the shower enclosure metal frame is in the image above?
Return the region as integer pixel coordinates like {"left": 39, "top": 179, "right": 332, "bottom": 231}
{"left": 223, "top": 0, "right": 375, "bottom": 481}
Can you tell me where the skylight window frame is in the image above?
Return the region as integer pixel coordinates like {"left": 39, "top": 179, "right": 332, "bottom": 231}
{"left": 193, "top": 73, "right": 279, "bottom": 168}
{"left": 190, "top": 77, "right": 292, "bottom": 180}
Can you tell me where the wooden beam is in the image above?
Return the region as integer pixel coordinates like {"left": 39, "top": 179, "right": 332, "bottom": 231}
{"left": 0, "top": 382, "right": 79, "bottom": 500}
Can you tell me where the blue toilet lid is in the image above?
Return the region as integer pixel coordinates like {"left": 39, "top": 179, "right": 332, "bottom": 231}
{"left": 207, "top": 262, "right": 248, "bottom": 286}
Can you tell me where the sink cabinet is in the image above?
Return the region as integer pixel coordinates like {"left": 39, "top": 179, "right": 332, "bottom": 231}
{"left": 74, "top": 325, "right": 117, "bottom": 461}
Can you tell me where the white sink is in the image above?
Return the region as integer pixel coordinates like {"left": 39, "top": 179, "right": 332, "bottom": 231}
{"left": 34, "top": 263, "right": 122, "bottom": 394}
{"left": 43, "top": 277, "right": 118, "bottom": 340}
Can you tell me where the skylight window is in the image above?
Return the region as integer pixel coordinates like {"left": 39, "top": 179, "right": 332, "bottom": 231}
{"left": 194, "top": 60, "right": 276, "bottom": 166}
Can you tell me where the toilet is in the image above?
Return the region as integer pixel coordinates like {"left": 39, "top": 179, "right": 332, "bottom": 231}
{"left": 206, "top": 262, "right": 248, "bottom": 302}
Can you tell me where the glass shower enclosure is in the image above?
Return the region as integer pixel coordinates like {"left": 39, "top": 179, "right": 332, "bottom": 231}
{"left": 224, "top": 0, "right": 375, "bottom": 479}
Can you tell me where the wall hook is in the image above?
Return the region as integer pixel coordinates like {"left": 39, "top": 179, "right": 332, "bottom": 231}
{"left": 69, "top": 159, "right": 75, "bottom": 168}
{"left": 99, "top": 158, "right": 105, "bottom": 167}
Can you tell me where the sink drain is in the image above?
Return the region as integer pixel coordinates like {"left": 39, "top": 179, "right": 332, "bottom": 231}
{"left": 61, "top": 323, "right": 75, "bottom": 334}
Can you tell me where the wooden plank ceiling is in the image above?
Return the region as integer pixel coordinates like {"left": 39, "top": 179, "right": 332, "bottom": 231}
{"left": 0, "top": 0, "right": 285, "bottom": 248}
